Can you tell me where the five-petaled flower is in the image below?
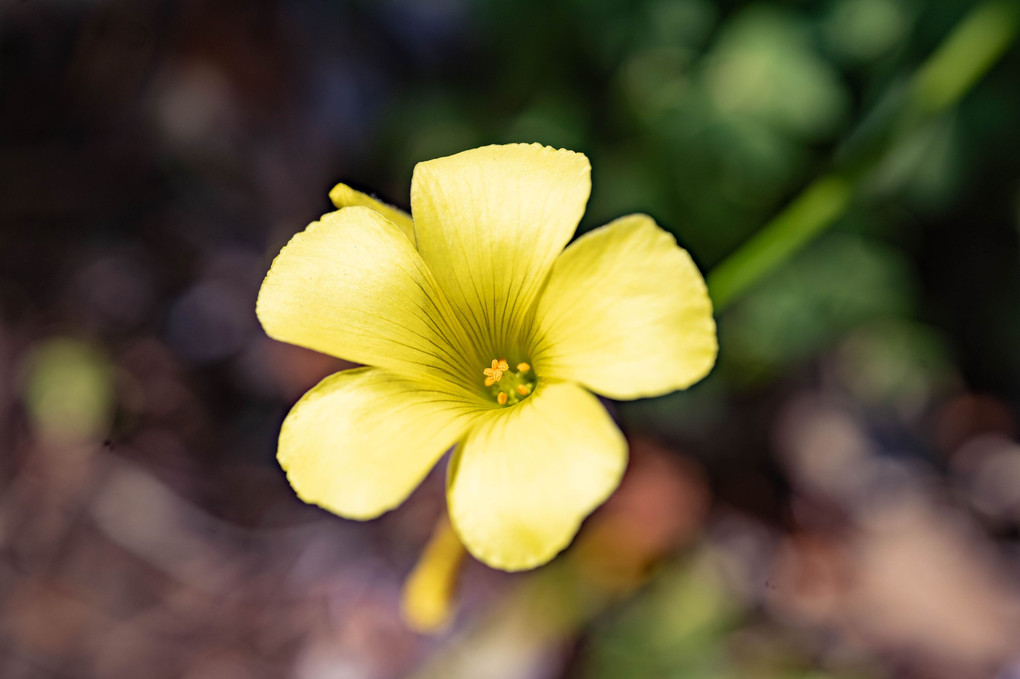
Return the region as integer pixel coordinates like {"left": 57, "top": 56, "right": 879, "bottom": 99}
{"left": 256, "top": 144, "right": 717, "bottom": 571}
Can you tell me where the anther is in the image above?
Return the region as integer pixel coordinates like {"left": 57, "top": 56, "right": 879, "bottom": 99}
{"left": 483, "top": 357, "right": 534, "bottom": 406}
{"left": 482, "top": 357, "right": 510, "bottom": 386}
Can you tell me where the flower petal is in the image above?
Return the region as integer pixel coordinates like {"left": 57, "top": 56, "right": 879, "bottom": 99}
{"left": 447, "top": 381, "right": 627, "bottom": 571}
{"left": 410, "top": 144, "right": 590, "bottom": 357}
{"left": 531, "top": 214, "right": 717, "bottom": 400}
{"left": 279, "top": 368, "right": 475, "bottom": 519}
{"left": 329, "top": 182, "right": 416, "bottom": 245}
{"left": 401, "top": 516, "right": 465, "bottom": 633}
{"left": 257, "top": 206, "right": 472, "bottom": 386}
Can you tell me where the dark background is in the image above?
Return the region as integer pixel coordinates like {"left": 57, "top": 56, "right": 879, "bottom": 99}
{"left": 2, "top": 1, "right": 1020, "bottom": 677}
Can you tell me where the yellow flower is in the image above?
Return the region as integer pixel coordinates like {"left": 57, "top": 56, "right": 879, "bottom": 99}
{"left": 256, "top": 143, "right": 717, "bottom": 572}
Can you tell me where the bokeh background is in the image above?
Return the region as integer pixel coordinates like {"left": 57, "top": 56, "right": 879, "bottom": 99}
{"left": 3, "top": 0, "right": 1020, "bottom": 677}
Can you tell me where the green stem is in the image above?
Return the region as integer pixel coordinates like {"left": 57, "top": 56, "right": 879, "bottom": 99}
{"left": 707, "top": 0, "right": 1020, "bottom": 312}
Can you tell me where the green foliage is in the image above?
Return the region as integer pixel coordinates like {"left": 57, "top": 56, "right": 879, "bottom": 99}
{"left": 720, "top": 232, "right": 914, "bottom": 380}
{"left": 21, "top": 338, "right": 114, "bottom": 444}
{"left": 582, "top": 557, "right": 862, "bottom": 679}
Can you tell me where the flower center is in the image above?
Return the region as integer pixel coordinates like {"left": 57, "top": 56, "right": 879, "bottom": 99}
{"left": 482, "top": 358, "right": 535, "bottom": 406}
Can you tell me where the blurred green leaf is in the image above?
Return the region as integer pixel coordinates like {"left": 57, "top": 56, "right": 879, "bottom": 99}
{"left": 823, "top": 0, "right": 911, "bottom": 63}
{"left": 719, "top": 232, "right": 914, "bottom": 379}
{"left": 834, "top": 321, "right": 957, "bottom": 415}
{"left": 704, "top": 7, "right": 848, "bottom": 139}
{"left": 583, "top": 558, "right": 740, "bottom": 679}
{"left": 21, "top": 338, "right": 114, "bottom": 444}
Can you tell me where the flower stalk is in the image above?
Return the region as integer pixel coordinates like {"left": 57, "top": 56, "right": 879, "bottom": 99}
{"left": 707, "top": 0, "right": 1019, "bottom": 312}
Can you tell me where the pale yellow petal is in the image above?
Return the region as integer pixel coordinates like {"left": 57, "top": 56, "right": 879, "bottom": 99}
{"left": 329, "top": 182, "right": 416, "bottom": 245}
{"left": 531, "top": 214, "right": 717, "bottom": 400}
{"left": 279, "top": 368, "right": 475, "bottom": 519}
{"left": 410, "top": 144, "right": 590, "bottom": 359}
{"left": 447, "top": 381, "right": 627, "bottom": 571}
{"left": 256, "top": 206, "right": 471, "bottom": 386}
{"left": 401, "top": 516, "right": 466, "bottom": 633}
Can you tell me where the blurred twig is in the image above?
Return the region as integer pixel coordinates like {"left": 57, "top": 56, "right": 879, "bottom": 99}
{"left": 707, "top": 0, "right": 1020, "bottom": 312}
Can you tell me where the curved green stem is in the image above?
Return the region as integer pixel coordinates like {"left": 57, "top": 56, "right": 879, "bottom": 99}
{"left": 707, "top": 0, "right": 1020, "bottom": 312}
